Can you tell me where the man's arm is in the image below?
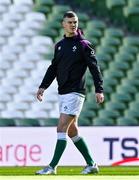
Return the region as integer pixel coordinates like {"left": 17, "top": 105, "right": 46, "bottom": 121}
{"left": 83, "top": 41, "right": 104, "bottom": 103}
{"left": 39, "top": 61, "right": 57, "bottom": 89}
{"left": 37, "top": 47, "right": 58, "bottom": 101}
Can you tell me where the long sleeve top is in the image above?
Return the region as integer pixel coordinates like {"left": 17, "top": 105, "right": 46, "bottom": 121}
{"left": 39, "top": 31, "right": 103, "bottom": 95}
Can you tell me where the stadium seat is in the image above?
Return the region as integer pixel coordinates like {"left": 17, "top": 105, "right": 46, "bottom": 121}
{"left": 109, "top": 61, "right": 130, "bottom": 72}
{"left": 25, "top": 110, "right": 49, "bottom": 118}
{"left": 117, "top": 117, "right": 138, "bottom": 126}
{"left": 52, "top": 5, "right": 70, "bottom": 14}
{"left": 32, "top": 36, "right": 53, "bottom": 47}
{"left": 101, "top": 37, "right": 121, "bottom": 50}
{"left": 7, "top": 102, "right": 30, "bottom": 112}
{"left": 92, "top": 0, "right": 108, "bottom": 17}
{"left": 121, "top": 78, "right": 139, "bottom": 89}
{"left": 116, "top": 84, "right": 137, "bottom": 98}
{"left": 0, "top": 5, "right": 9, "bottom": 15}
{"left": 123, "top": 37, "right": 139, "bottom": 49}
{"left": 19, "top": 86, "right": 36, "bottom": 96}
{"left": 1, "top": 110, "right": 24, "bottom": 118}
{"left": 98, "top": 109, "right": 120, "bottom": 119}
{"left": 80, "top": 109, "right": 96, "bottom": 120}
{"left": 14, "top": 93, "right": 35, "bottom": 103}
{"left": 0, "top": 36, "right": 6, "bottom": 46}
{"left": 0, "top": 93, "right": 12, "bottom": 103}
{"left": 3, "top": 11, "right": 24, "bottom": 23}
{"left": 0, "top": 60, "right": 11, "bottom": 72}
{"left": 136, "top": 54, "right": 139, "bottom": 62}
{"left": 24, "top": 77, "right": 41, "bottom": 88}
{"left": 33, "top": 3, "right": 51, "bottom": 15}
{"left": 111, "top": 93, "right": 132, "bottom": 105}
{"left": 104, "top": 28, "right": 124, "bottom": 40}
{"left": 2, "top": 44, "right": 24, "bottom": 55}
{"left": 26, "top": 44, "right": 50, "bottom": 55}
{"left": 19, "top": 21, "right": 43, "bottom": 32}
{"left": 32, "top": 102, "right": 53, "bottom": 111}
{"left": 135, "top": 93, "right": 139, "bottom": 101}
{"left": 93, "top": 117, "right": 115, "bottom": 126}
{"left": 78, "top": 116, "right": 92, "bottom": 126}
{"left": 129, "top": 101, "right": 139, "bottom": 111}
{"left": 86, "top": 20, "right": 106, "bottom": 32}
{"left": 96, "top": 46, "right": 117, "bottom": 58}
{"left": 38, "top": 118, "right": 58, "bottom": 126}
{"left": 0, "top": 53, "right": 17, "bottom": 64}
{"left": 14, "top": 61, "right": 35, "bottom": 72}
{"left": 14, "top": 118, "right": 40, "bottom": 126}
{"left": 7, "top": 69, "right": 28, "bottom": 79}
{"left": 128, "top": 0, "right": 139, "bottom": 7}
{"left": 39, "top": 26, "right": 58, "bottom": 41}
{"left": 25, "top": 12, "right": 46, "bottom": 23}
{"left": 119, "top": 46, "right": 138, "bottom": 57}
{"left": 13, "top": 0, "right": 33, "bottom": 6}
{"left": 103, "top": 85, "right": 113, "bottom": 100}
{"left": 115, "top": 52, "right": 135, "bottom": 66}
{"left": 0, "top": 118, "right": 15, "bottom": 126}
{"left": 86, "top": 92, "right": 97, "bottom": 103}
{"left": 0, "top": 85, "right": 17, "bottom": 95}
{"left": 13, "top": 29, "right": 36, "bottom": 38}
{"left": 2, "top": 20, "right": 18, "bottom": 30}
{"left": 48, "top": 12, "right": 63, "bottom": 22}
{"left": 105, "top": 101, "right": 126, "bottom": 115}
{"left": 124, "top": 109, "right": 139, "bottom": 120}
{"left": 9, "top": 4, "right": 31, "bottom": 14}
{"left": 104, "top": 70, "right": 125, "bottom": 82}
{"left": 0, "top": 102, "right": 5, "bottom": 111}
{"left": 86, "top": 76, "right": 93, "bottom": 92}
{"left": 0, "top": 27, "right": 12, "bottom": 38}
{"left": 127, "top": 69, "right": 139, "bottom": 80}
{"left": 77, "top": 12, "right": 89, "bottom": 23}
{"left": 103, "top": 77, "right": 119, "bottom": 91}
{"left": 43, "top": 94, "right": 58, "bottom": 109}
{"left": 8, "top": 36, "right": 30, "bottom": 47}
{"left": 85, "top": 28, "right": 102, "bottom": 44}
{"left": 35, "top": 0, "right": 54, "bottom": 8}
{"left": 107, "top": 0, "right": 126, "bottom": 24}
{"left": 132, "top": 60, "right": 139, "bottom": 68}
{"left": 2, "top": 77, "right": 23, "bottom": 88}
{"left": 97, "top": 53, "right": 111, "bottom": 64}
{"left": 0, "top": 0, "right": 11, "bottom": 6}
{"left": 19, "top": 52, "right": 42, "bottom": 64}
{"left": 0, "top": 70, "right": 5, "bottom": 79}
{"left": 84, "top": 99, "right": 100, "bottom": 111}
{"left": 49, "top": 109, "right": 59, "bottom": 118}
{"left": 124, "top": 6, "right": 139, "bottom": 32}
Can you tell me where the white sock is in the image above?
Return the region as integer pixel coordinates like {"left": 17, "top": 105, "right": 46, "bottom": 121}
{"left": 71, "top": 135, "right": 81, "bottom": 143}
{"left": 57, "top": 132, "right": 67, "bottom": 140}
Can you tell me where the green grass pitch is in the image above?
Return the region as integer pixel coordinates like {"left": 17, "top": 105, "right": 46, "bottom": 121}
{"left": 0, "top": 166, "right": 139, "bottom": 180}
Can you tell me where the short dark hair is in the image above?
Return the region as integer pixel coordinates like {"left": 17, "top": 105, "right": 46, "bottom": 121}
{"left": 63, "top": 11, "right": 78, "bottom": 19}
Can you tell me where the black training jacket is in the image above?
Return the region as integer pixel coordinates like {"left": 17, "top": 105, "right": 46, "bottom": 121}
{"left": 39, "top": 31, "right": 103, "bottom": 95}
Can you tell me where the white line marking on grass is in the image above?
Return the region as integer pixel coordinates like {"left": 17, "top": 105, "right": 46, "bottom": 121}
{"left": 1, "top": 176, "right": 139, "bottom": 180}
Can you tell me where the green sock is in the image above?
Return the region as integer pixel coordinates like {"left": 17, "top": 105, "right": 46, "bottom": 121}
{"left": 49, "top": 137, "right": 67, "bottom": 168}
{"left": 72, "top": 136, "right": 94, "bottom": 166}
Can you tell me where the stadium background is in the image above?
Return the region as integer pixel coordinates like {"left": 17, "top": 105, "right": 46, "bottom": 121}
{"left": 0, "top": 0, "right": 139, "bottom": 169}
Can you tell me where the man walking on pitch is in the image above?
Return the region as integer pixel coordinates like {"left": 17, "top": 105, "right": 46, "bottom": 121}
{"left": 36, "top": 11, "right": 104, "bottom": 175}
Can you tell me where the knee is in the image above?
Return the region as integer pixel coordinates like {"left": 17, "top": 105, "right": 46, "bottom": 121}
{"left": 68, "top": 131, "right": 77, "bottom": 138}
{"left": 57, "top": 124, "right": 67, "bottom": 132}
{"left": 68, "top": 124, "right": 78, "bottom": 138}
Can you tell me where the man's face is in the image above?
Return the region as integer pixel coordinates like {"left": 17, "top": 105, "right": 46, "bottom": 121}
{"left": 62, "top": 16, "right": 78, "bottom": 35}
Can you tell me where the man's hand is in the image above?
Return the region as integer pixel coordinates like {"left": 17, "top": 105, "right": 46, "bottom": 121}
{"left": 95, "top": 93, "right": 104, "bottom": 104}
{"left": 36, "top": 88, "right": 45, "bottom": 102}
